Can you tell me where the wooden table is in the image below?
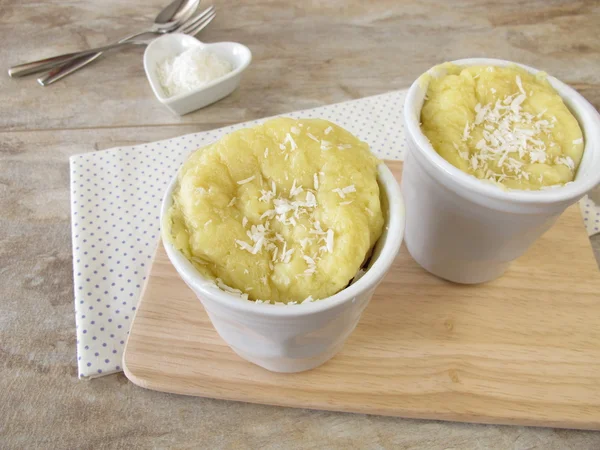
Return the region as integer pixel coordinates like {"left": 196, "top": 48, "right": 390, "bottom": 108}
{"left": 2, "top": 1, "right": 599, "bottom": 447}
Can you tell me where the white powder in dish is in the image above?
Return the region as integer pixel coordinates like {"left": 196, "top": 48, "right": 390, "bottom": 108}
{"left": 157, "top": 47, "right": 233, "bottom": 98}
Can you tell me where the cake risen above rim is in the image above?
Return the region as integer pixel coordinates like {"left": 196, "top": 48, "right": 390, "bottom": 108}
{"left": 420, "top": 64, "right": 584, "bottom": 190}
{"left": 166, "top": 118, "right": 384, "bottom": 304}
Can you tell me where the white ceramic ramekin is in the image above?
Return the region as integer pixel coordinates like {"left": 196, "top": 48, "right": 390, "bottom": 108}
{"left": 161, "top": 164, "right": 405, "bottom": 373}
{"left": 402, "top": 58, "right": 600, "bottom": 284}
{"left": 144, "top": 33, "right": 252, "bottom": 116}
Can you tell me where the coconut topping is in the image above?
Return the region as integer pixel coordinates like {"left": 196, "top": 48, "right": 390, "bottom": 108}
{"left": 237, "top": 175, "right": 256, "bottom": 185}
{"left": 456, "top": 76, "right": 565, "bottom": 183}
{"left": 215, "top": 278, "right": 249, "bottom": 300}
{"left": 332, "top": 185, "right": 356, "bottom": 199}
{"left": 235, "top": 163, "right": 337, "bottom": 282}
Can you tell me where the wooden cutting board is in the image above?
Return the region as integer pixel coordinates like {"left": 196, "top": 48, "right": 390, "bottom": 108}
{"left": 123, "top": 160, "right": 600, "bottom": 430}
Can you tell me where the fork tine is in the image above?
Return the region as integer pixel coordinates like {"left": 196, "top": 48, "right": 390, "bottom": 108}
{"left": 175, "top": 5, "right": 215, "bottom": 33}
{"left": 181, "top": 11, "right": 216, "bottom": 36}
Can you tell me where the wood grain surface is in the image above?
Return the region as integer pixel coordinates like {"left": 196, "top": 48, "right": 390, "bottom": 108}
{"left": 3, "top": 1, "right": 600, "bottom": 448}
{"left": 124, "top": 161, "right": 600, "bottom": 430}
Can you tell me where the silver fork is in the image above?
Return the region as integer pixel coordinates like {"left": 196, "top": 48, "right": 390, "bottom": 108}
{"left": 35, "top": 6, "right": 215, "bottom": 86}
{"left": 9, "top": 5, "right": 215, "bottom": 78}
{"left": 37, "top": 6, "right": 216, "bottom": 86}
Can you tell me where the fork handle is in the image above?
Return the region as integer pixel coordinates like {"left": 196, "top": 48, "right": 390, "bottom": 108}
{"left": 37, "top": 53, "right": 104, "bottom": 86}
{"left": 8, "top": 40, "right": 143, "bottom": 77}
{"left": 36, "top": 31, "right": 144, "bottom": 86}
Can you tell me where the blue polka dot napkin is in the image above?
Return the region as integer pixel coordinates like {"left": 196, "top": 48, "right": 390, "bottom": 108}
{"left": 70, "top": 89, "right": 599, "bottom": 379}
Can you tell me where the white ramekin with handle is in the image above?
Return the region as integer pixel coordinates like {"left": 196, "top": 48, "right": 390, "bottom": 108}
{"left": 402, "top": 58, "right": 600, "bottom": 284}
{"left": 161, "top": 164, "right": 404, "bottom": 373}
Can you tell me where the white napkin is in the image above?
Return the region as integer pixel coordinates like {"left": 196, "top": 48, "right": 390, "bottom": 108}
{"left": 70, "top": 89, "right": 599, "bottom": 378}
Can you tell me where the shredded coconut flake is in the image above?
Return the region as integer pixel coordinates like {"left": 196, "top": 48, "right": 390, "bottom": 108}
{"left": 285, "top": 133, "right": 298, "bottom": 150}
{"left": 556, "top": 156, "right": 575, "bottom": 170}
{"left": 462, "top": 121, "right": 470, "bottom": 142}
{"left": 332, "top": 188, "right": 345, "bottom": 199}
{"left": 310, "top": 220, "right": 326, "bottom": 235}
{"left": 510, "top": 94, "right": 526, "bottom": 113}
{"left": 299, "top": 237, "right": 311, "bottom": 250}
{"left": 236, "top": 239, "right": 255, "bottom": 253}
{"left": 215, "top": 278, "right": 248, "bottom": 300}
{"left": 573, "top": 138, "right": 583, "bottom": 145}
{"left": 515, "top": 75, "right": 526, "bottom": 95}
{"left": 333, "top": 185, "right": 356, "bottom": 199}
{"left": 325, "top": 229, "right": 334, "bottom": 253}
{"left": 303, "top": 255, "right": 315, "bottom": 264}
{"left": 320, "top": 140, "right": 333, "bottom": 151}
{"left": 259, "top": 186, "right": 275, "bottom": 202}
{"left": 282, "top": 248, "right": 295, "bottom": 264}
{"left": 305, "top": 191, "right": 317, "bottom": 207}
{"left": 290, "top": 179, "right": 304, "bottom": 197}
{"left": 237, "top": 175, "right": 255, "bottom": 185}
{"left": 303, "top": 255, "right": 317, "bottom": 275}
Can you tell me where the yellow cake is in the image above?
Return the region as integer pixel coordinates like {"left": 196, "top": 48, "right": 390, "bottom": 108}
{"left": 166, "top": 118, "right": 384, "bottom": 303}
{"left": 420, "top": 64, "right": 584, "bottom": 190}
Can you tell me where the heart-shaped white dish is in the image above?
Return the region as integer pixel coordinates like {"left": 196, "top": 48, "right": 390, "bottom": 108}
{"left": 144, "top": 33, "right": 252, "bottom": 116}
